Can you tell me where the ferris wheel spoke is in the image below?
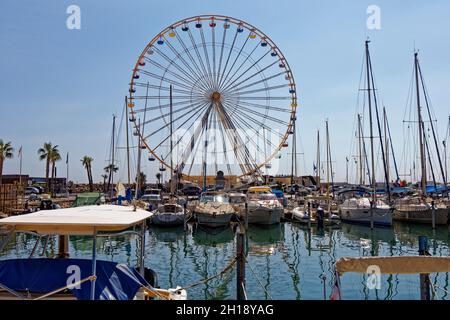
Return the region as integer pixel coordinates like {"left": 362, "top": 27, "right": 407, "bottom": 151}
{"left": 144, "top": 58, "right": 200, "bottom": 90}
{"left": 225, "top": 61, "right": 281, "bottom": 93}
{"left": 221, "top": 50, "right": 271, "bottom": 92}
{"left": 150, "top": 45, "right": 206, "bottom": 93}
{"left": 133, "top": 95, "right": 203, "bottom": 100}
{"left": 222, "top": 100, "right": 285, "bottom": 141}
{"left": 216, "top": 115, "right": 233, "bottom": 175}
{"left": 212, "top": 26, "right": 217, "bottom": 88}
{"left": 236, "top": 100, "right": 292, "bottom": 113}
{"left": 142, "top": 99, "right": 206, "bottom": 126}
{"left": 132, "top": 82, "right": 192, "bottom": 95}
{"left": 133, "top": 99, "right": 194, "bottom": 114}
{"left": 177, "top": 103, "right": 214, "bottom": 173}
{"left": 226, "top": 71, "right": 285, "bottom": 94}
{"left": 199, "top": 28, "right": 216, "bottom": 90}
{"left": 218, "top": 33, "right": 252, "bottom": 90}
{"left": 174, "top": 31, "right": 212, "bottom": 92}
{"left": 144, "top": 100, "right": 209, "bottom": 139}
{"left": 236, "top": 83, "right": 289, "bottom": 96}
{"left": 187, "top": 29, "right": 215, "bottom": 91}
{"left": 155, "top": 101, "right": 211, "bottom": 160}
{"left": 138, "top": 69, "right": 192, "bottom": 91}
{"left": 218, "top": 30, "right": 242, "bottom": 89}
{"left": 216, "top": 102, "right": 258, "bottom": 174}
{"left": 216, "top": 24, "right": 228, "bottom": 86}
{"left": 218, "top": 106, "right": 265, "bottom": 171}
{"left": 238, "top": 96, "right": 291, "bottom": 101}
{"left": 225, "top": 102, "right": 289, "bottom": 126}
{"left": 154, "top": 103, "right": 212, "bottom": 170}
{"left": 222, "top": 100, "right": 284, "bottom": 149}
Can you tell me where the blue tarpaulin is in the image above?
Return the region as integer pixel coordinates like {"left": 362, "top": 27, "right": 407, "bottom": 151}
{"left": 0, "top": 258, "right": 148, "bottom": 300}
{"left": 426, "top": 185, "right": 449, "bottom": 194}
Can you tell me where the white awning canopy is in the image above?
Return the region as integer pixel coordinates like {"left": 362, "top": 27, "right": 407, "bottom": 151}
{"left": 0, "top": 205, "right": 152, "bottom": 235}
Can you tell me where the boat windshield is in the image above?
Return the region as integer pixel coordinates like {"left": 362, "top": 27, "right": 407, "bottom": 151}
{"left": 200, "top": 194, "right": 230, "bottom": 203}
{"left": 248, "top": 193, "right": 277, "bottom": 201}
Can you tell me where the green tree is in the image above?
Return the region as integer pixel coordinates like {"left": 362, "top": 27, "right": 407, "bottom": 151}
{"left": 0, "top": 140, "right": 14, "bottom": 185}
{"left": 104, "top": 163, "right": 118, "bottom": 193}
{"left": 81, "top": 156, "right": 94, "bottom": 192}
{"left": 38, "top": 142, "right": 59, "bottom": 192}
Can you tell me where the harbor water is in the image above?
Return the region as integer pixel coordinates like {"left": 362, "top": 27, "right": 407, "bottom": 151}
{"left": 1, "top": 221, "right": 449, "bottom": 300}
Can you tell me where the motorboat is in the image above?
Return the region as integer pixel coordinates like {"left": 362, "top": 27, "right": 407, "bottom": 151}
{"left": 393, "top": 196, "right": 448, "bottom": 225}
{"left": 339, "top": 197, "right": 392, "bottom": 227}
{"left": 151, "top": 203, "right": 186, "bottom": 227}
{"left": 246, "top": 186, "right": 283, "bottom": 225}
{"left": 194, "top": 192, "right": 234, "bottom": 228}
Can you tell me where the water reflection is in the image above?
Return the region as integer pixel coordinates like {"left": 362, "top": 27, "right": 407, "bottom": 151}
{"left": 0, "top": 221, "right": 449, "bottom": 300}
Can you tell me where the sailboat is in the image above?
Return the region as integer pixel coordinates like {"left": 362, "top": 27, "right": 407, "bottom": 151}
{"left": 393, "top": 52, "right": 449, "bottom": 225}
{"left": 338, "top": 40, "right": 393, "bottom": 227}
{"left": 292, "top": 121, "right": 340, "bottom": 225}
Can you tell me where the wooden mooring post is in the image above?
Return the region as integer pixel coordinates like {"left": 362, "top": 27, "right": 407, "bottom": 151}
{"left": 418, "top": 236, "right": 431, "bottom": 300}
{"left": 236, "top": 226, "right": 246, "bottom": 300}
{"left": 431, "top": 201, "right": 436, "bottom": 229}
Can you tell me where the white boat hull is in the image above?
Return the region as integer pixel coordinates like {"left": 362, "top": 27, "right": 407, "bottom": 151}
{"left": 340, "top": 206, "right": 392, "bottom": 226}
{"left": 393, "top": 207, "right": 448, "bottom": 225}
{"left": 152, "top": 213, "right": 185, "bottom": 227}
{"left": 195, "top": 212, "right": 233, "bottom": 228}
{"left": 246, "top": 206, "right": 282, "bottom": 225}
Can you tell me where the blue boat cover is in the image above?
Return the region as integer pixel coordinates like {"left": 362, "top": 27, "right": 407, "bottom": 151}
{"left": 426, "top": 185, "right": 449, "bottom": 194}
{"left": 271, "top": 189, "right": 284, "bottom": 198}
{"left": 0, "top": 258, "right": 148, "bottom": 300}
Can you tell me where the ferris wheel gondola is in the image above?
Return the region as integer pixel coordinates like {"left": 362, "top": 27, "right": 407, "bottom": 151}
{"left": 128, "top": 15, "right": 297, "bottom": 179}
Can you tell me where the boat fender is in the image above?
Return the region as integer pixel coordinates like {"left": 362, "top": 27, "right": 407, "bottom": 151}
{"left": 144, "top": 267, "right": 159, "bottom": 288}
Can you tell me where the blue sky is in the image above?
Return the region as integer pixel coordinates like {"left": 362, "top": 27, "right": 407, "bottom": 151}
{"left": 1, "top": 0, "right": 449, "bottom": 183}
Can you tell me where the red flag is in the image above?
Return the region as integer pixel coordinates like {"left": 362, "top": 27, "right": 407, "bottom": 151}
{"left": 330, "top": 272, "right": 342, "bottom": 300}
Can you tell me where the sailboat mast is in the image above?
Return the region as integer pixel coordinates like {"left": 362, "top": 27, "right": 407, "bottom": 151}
{"left": 415, "top": 53, "right": 427, "bottom": 195}
{"left": 358, "top": 114, "right": 363, "bottom": 185}
{"left": 365, "top": 41, "right": 376, "bottom": 203}
{"left": 325, "top": 120, "right": 330, "bottom": 199}
{"left": 169, "top": 85, "right": 174, "bottom": 194}
{"left": 291, "top": 118, "right": 296, "bottom": 185}
{"left": 384, "top": 107, "right": 390, "bottom": 185}
{"left": 316, "top": 130, "right": 321, "bottom": 192}
{"left": 125, "top": 97, "right": 131, "bottom": 186}
{"left": 110, "top": 114, "right": 116, "bottom": 199}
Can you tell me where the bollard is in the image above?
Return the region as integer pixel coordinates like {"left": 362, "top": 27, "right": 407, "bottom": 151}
{"left": 236, "top": 227, "right": 246, "bottom": 300}
{"left": 370, "top": 201, "right": 374, "bottom": 230}
{"left": 245, "top": 202, "right": 249, "bottom": 230}
{"left": 431, "top": 201, "right": 436, "bottom": 229}
{"left": 183, "top": 202, "right": 188, "bottom": 231}
{"left": 307, "top": 202, "right": 312, "bottom": 229}
{"left": 418, "top": 236, "right": 431, "bottom": 300}
{"left": 317, "top": 206, "right": 324, "bottom": 229}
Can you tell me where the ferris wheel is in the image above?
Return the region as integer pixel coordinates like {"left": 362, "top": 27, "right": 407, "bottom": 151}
{"left": 128, "top": 15, "right": 297, "bottom": 179}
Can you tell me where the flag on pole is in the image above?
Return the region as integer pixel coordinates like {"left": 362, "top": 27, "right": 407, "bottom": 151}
{"left": 66, "top": 152, "right": 69, "bottom": 164}
{"left": 18, "top": 146, "right": 23, "bottom": 157}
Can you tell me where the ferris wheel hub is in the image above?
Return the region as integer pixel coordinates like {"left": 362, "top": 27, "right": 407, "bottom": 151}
{"left": 211, "top": 91, "right": 221, "bottom": 102}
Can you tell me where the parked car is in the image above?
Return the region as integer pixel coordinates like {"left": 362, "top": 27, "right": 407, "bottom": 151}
{"left": 32, "top": 186, "right": 44, "bottom": 194}
{"left": 25, "top": 187, "right": 40, "bottom": 195}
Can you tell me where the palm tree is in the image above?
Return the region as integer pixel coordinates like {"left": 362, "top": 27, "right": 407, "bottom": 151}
{"left": 101, "top": 174, "right": 108, "bottom": 192}
{"left": 0, "top": 140, "right": 14, "bottom": 185}
{"left": 81, "top": 156, "right": 94, "bottom": 192}
{"left": 49, "top": 147, "right": 61, "bottom": 194}
{"left": 104, "top": 163, "right": 118, "bottom": 193}
{"left": 156, "top": 173, "right": 162, "bottom": 185}
{"left": 38, "top": 142, "right": 58, "bottom": 192}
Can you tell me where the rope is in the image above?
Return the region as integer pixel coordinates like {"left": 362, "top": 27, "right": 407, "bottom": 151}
{"left": 179, "top": 257, "right": 237, "bottom": 291}
{"left": 244, "top": 256, "right": 273, "bottom": 300}
{"left": 33, "top": 276, "right": 96, "bottom": 300}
